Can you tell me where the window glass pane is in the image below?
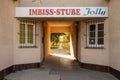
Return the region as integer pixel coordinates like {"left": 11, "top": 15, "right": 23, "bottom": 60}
{"left": 20, "top": 24, "right": 25, "bottom": 44}
{"left": 98, "top": 23, "right": 104, "bottom": 45}
{"left": 28, "top": 25, "right": 33, "bottom": 31}
{"left": 28, "top": 25, "right": 33, "bottom": 44}
{"left": 89, "top": 38, "right": 95, "bottom": 44}
{"left": 20, "top": 24, "right": 25, "bottom": 31}
{"left": 28, "top": 38, "right": 33, "bottom": 44}
{"left": 90, "top": 24, "right": 96, "bottom": 31}
{"left": 28, "top": 31, "right": 33, "bottom": 38}
{"left": 98, "top": 31, "right": 104, "bottom": 37}
{"left": 98, "top": 24, "right": 104, "bottom": 30}
{"left": 98, "top": 38, "right": 104, "bottom": 44}
{"left": 20, "top": 38, "right": 25, "bottom": 44}
{"left": 90, "top": 32, "right": 95, "bottom": 37}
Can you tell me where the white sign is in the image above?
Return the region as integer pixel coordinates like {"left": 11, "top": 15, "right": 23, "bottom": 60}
{"left": 15, "top": 7, "right": 108, "bottom": 18}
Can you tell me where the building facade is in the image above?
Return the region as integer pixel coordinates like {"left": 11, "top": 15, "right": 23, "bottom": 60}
{"left": 0, "top": 0, "right": 120, "bottom": 79}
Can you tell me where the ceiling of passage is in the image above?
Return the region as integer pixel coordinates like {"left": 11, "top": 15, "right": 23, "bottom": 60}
{"left": 46, "top": 21, "right": 75, "bottom": 27}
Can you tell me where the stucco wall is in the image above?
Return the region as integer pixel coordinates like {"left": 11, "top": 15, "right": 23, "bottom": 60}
{"left": 0, "top": 0, "right": 15, "bottom": 70}
{"left": 15, "top": 0, "right": 109, "bottom": 65}
{"left": 0, "top": 0, "right": 118, "bottom": 72}
{"left": 14, "top": 20, "right": 43, "bottom": 64}
{"left": 78, "top": 19, "right": 109, "bottom": 66}
{"left": 18, "top": 0, "right": 107, "bottom": 7}
{"left": 2, "top": 0, "right": 109, "bottom": 66}
{"left": 109, "top": 0, "right": 120, "bottom": 71}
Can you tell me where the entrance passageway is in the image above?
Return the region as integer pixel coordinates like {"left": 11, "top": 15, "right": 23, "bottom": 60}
{"left": 44, "top": 21, "right": 77, "bottom": 61}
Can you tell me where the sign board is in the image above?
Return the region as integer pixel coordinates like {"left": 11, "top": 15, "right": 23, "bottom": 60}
{"left": 15, "top": 7, "right": 108, "bottom": 18}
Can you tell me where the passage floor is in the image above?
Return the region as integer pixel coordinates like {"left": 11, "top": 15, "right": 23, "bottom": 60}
{"left": 6, "top": 56, "right": 118, "bottom": 80}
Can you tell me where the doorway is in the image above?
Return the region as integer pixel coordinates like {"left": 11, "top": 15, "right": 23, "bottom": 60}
{"left": 44, "top": 21, "right": 77, "bottom": 61}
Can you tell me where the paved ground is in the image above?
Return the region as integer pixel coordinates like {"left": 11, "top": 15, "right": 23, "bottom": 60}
{"left": 6, "top": 55, "right": 118, "bottom": 80}
{"left": 51, "top": 49, "right": 70, "bottom": 55}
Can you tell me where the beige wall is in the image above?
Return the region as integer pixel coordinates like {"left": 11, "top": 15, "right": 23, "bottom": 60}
{"left": 0, "top": 0, "right": 15, "bottom": 70}
{"left": 78, "top": 19, "right": 109, "bottom": 66}
{"left": 18, "top": 0, "right": 108, "bottom": 7}
{"left": 13, "top": 20, "right": 43, "bottom": 64}
{"left": 12, "top": 0, "right": 120, "bottom": 71}
{"left": 0, "top": 0, "right": 111, "bottom": 71}
{"left": 70, "top": 23, "right": 77, "bottom": 58}
{"left": 44, "top": 22, "right": 51, "bottom": 57}
{"left": 109, "top": 0, "right": 120, "bottom": 71}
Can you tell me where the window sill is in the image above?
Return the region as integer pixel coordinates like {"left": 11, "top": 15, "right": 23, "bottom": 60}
{"left": 85, "top": 47, "right": 105, "bottom": 49}
{"left": 19, "top": 46, "right": 37, "bottom": 48}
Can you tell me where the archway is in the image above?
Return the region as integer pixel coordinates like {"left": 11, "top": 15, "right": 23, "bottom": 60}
{"left": 44, "top": 21, "right": 77, "bottom": 60}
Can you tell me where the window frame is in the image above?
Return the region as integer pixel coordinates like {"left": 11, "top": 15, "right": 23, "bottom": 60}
{"left": 19, "top": 22, "right": 36, "bottom": 47}
{"left": 87, "top": 22, "right": 104, "bottom": 48}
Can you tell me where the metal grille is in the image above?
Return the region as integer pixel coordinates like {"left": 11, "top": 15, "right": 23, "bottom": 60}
{"left": 19, "top": 19, "right": 36, "bottom": 48}
{"left": 86, "top": 20, "right": 104, "bottom": 48}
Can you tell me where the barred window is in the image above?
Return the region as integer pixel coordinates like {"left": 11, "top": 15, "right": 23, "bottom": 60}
{"left": 87, "top": 22, "right": 104, "bottom": 48}
{"left": 19, "top": 20, "right": 35, "bottom": 47}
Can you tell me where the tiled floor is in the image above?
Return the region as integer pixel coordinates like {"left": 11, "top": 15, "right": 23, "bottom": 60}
{"left": 6, "top": 55, "right": 118, "bottom": 80}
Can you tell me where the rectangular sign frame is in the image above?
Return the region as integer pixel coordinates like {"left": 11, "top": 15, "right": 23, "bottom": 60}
{"left": 15, "top": 7, "right": 108, "bottom": 18}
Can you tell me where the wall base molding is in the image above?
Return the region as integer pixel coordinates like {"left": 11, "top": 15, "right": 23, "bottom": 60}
{"left": 109, "top": 67, "right": 120, "bottom": 80}
{"left": 79, "top": 62, "right": 120, "bottom": 80}
{"left": 0, "top": 66, "right": 13, "bottom": 79}
{"left": 0, "top": 62, "right": 120, "bottom": 80}
{"left": 0, "top": 63, "right": 40, "bottom": 79}
{"left": 80, "top": 63, "right": 109, "bottom": 72}
{"left": 14, "top": 63, "right": 40, "bottom": 71}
